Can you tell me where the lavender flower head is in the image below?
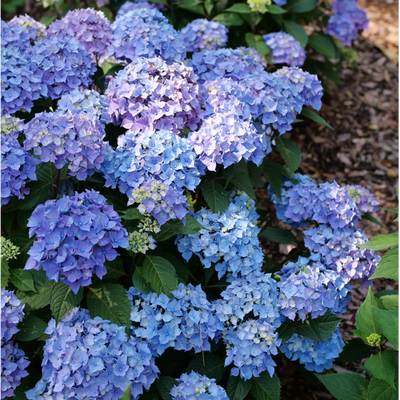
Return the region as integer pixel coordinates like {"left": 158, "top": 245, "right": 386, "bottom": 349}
{"left": 116, "top": 0, "right": 167, "bottom": 17}
{"left": 25, "top": 190, "right": 129, "bottom": 293}
{"left": 1, "top": 289, "right": 25, "bottom": 342}
{"left": 280, "top": 326, "right": 345, "bottom": 372}
{"left": 47, "top": 8, "right": 114, "bottom": 60}
{"left": 263, "top": 31, "right": 305, "bottom": 67}
{"left": 170, "top": 371, "right": 229, "bottom": 400}
{"left": 111, "top": 8, "right": 186, "bottom": 64}
{"left": 24, "top": 111, "right": 106, "bottom": 181}
{"left": 346, "top": 184, "right": 379, "bottom": 214}
{"left": 26, "top": 308, "right": 159, "bottom": 400}
{"left": 1, "top": 115, "right": 40, "bottom": 205}
{"left": 9, "top": 14, "right": 46, "bottom": 42}
{"left": 278, "top": 253, "right": 352, "bottom": 321}
{"left": 105, "top": 56, "right": 203, "bottom": 133}
{"left": 181, "top": 19, "right": 228, "bottom": 53}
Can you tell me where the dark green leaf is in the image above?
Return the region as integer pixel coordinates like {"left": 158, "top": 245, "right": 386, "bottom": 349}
{"left": 155, "top": 215, "right": 205, "bottom": 241}
{"left": 225, "top": 3, "right": 251, "bottom": 12}
{"left": 132, "top": 266, "right": 153, "bottom": 294}
{"left": 370, "top": 245, "right": 398, "bottom": 281}
{"left": 204, "top": 0, "right": 214, "bottom": 14}
{"left": 298, "top": 313, "right": 341, "bottom": 342}
{"left": 275, "top": 137, "right": 301, "bottom": 175}
{"left": 362, "top": 213, "right": 386, "bottom": 229}
{"left": 15, "top": 315, "right": 47, "bottom": 341}
{"left": 188, "top": 353, "right": 225, "bottom": 382}
{"left": 356, "top": 288, "right": 383, "bottom": 337}
{"left": 40, "top": 14, "right": 57, "bottom": 26}
{"left": 367, "top": 377, "right": 399, "bottom": 400}
{"left": 213, "top": 13, "right": 245, "bottom": 26}
{"left": 282, "top": 20, "right": 308, "bottom": 47}
{"left": 260, "top": 227, "right": 296, "bottom": 244}
{"left": 317, "top": 373, "right": 369, "bottom": 400}
{"left": 50, "top": 282, "right": 83, "bottom": 324}
{"left": 364, "top": 350, "right": 396, "bottom": 389}
{"left": 201, "top": 181, "right": 230, "bottom": 213}
{"left": 101, "top": 61, "right": 124, "bottom": 77}
{"left": 245, "top": 33, "right": 271, "bottom": 56}
{"left": 263, "top": 159, "right": 283, "bottom": 199}
{"left": 372, "top": 307, "right": 398, "bottom": 350}
{"left": 156, "top": 376, "right": 177, "bottom": 400}
{"left": 308, "top": 34, "right": 336, "bottom": 58}
{"left": 267, "top": 4, "right": 287, "bottom": 13}
{"left": 247, "top": 162, "right": 265, "bottom": 188}
{"left": 103, "top": 259, "right": 127, "bottom": 282}
{"left": 229, "top": 161, "right": 255, "bottom": 199}
{"left": 285, "top": 0, "right": 318, "bottom": 12}
{"left": 150, "top": 0, "right": 168, "bottom": 4}
{"left": 336, "top": 340, "right": 370, "bottom": 363}
{"left": 301, "top": 108, "right": 334, "bottom": 130}
{"left": 87, "top": 282, "right": 131, "bottom": 327}
{"left": 142, "top": 255, "right": 178, "bottom": 295}
{"left": 139, "top": 393, "right": 160, "bottom": 400}
{"left": 375, "top": 290, "right": 398, "bottom": 299}
{"left": 121, "top": 208, "right": 145, "bottom": 220}
{"left": 357, "top": 234, "right": 398, "bottom": 251}
{"left": 9, "top": 269, "right": 35, "bottom": 292}
{"left": 277, "top": 321, "right": 295, "bottom": 343}
{"left": 250, "top": 372, "right": 281, "bottom": 400}
{"left": 226, "top": 375, "right": 252, "bottom": 400}
{"left": 1, "top": 257, "right": 10, "bottom": 289}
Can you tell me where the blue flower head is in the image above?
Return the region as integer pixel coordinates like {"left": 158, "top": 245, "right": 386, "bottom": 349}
{"left": 345, "top": 184, "right": 379, "bottom": 214}
{"left": 9, "top": 14, "right": 46, "bottom": 43}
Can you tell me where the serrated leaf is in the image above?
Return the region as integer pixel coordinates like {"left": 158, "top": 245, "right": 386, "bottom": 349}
{"left": 1, "top": 257, "right": 10, "bottom": 288}
{"left": 201, "top": 181, "right": 229, "bottom": 213}
{"left": 370, "top": 245, "right": 398, "bottom": 281}
{"left": 357, "top": 234, "right": 398, "bottom": 251}
{"left": 225, "top": 3, "right": 251, "bottom": 12}
{"left": 275, "top": 137, "right": 301, "bottom": 175}
{"left": 9, "top": 269, "right": 35, "bottom": 292}
{"left": 188, "top": 353, "right": 225, "bottom": 382}
{"left": 260, "top": 227, "right": 296, "bottom": 243}
{"left": 156, "top": 376, "right": 177, "bottom": 400}
{"left": 213, "top": 12, "right": 245, "bottom": 26}
{"left": 50, "top": 282, "right": 83, "bottom": 324}
{"left": 375, "top": 290, "right": 398, "bottom": 299}
{"left": 367, "top": 377, "right": 399, "bottom": 400}
{"left": 121, "top": 208, "right": 145, "bottom": 220}
{"left": 103, "top": 259, "right": 127, "bottom": 282}
{"left": 267, "top": 4, "right": 287, "bottom": 13}
{"left": 364, "top": 350, "right": 396, "bottom": 389}
{"left": 282, "top": 20, "right": 308, "bottom": 47}
{"left": 372, "top": 307, "right": 398, "bottom": 350}
{"left": 15, "top": 315, "right": 47, "bottom": 341}
{"left": 132, "top": 266, "right": 152, "bottom": 294}
{"left": 316, "top": 373, "right": 369, "bottom": 400}
{"left": 298, "top": 313, "right": 341, "bottom": 342}
{"left": 226, "top": 376, "right": 252, "bottom": 400}
{"left": 155, "top": 215, "right": 205, "bottom": 241}
{"left": 250, "top": 372, "right": 281, "bottom": 400}
{"left": 356, "top": 287, "right": 383, "bottom": 337}
{"left": 245, "top": 33, "right": 271, "bottom": 56}
{"left": 277, "top": 321, "right": 295, "bottom": 343}
{"left": 308, "top": 33, "right": 336, "bottom": 58}
{"left": 229, "top": 161, "right": 255, "bottom": 199}
{"left": 142, "top": 255, "right": 178, "bottom": 296}
{"left": 87, "top": 282, "right": 131, "bottom": 327}
{"left": 301, "top": 108, "right": 334, "bottom": 130}
{"left": 284, "top": 0, "right": 318, "bottom": 12}
{"left": 204, "top": 0, "right": 214, "bottom": 14}
{"left": 336, "top": 340, "right": 370, "bottom": 363}
{"left": 263, "top": 159, "right": 283, "bottom": 199}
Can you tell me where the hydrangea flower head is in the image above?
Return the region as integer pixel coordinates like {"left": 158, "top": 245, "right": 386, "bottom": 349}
{"left": 128, "top": 231, "right": 157, "bottom": 253}
{"left": 181, "top": 19, "right": 228, "bottom": 53}
{"left": 280, "top": 326, "right": 345, "bottom": 372}
{"left": 9, "top": 14, "right": 46, "bottom": 42}
{"left": 26, "top": 308, "right": 159, "bottom": 400}
{"left": 1, "top": 289, "right": 25, "bottom": 342}
{"left": 106, "top": 57, "right": 202, "bottom": 133}
{"left": 1, "top": 19, "right": 33, "bottom": 49}
{"left": 1, "top": 237, "right": 20, "bottom": 261}
{"left": 116, "top": 0, "right": 158, "bottom": 17}
{"left": 25, "top": 190, "right": 129, "bottom": 293}
{"left": 263, "top": 32, "right": 305, "bottom": 66}
{"left": 170, "top": 371, "right": 229, "bottom": 400}
{"left": 24, "top": 111, "right": 106, "bottom": 181}
{"left": 346, "top": 184, "right": 379, "bottom": 214}
{"left": 111, "top": 8, "right": 186, "bottom": 64}
{"left": 247, "top": 0, "right": 271, "bottom": 13}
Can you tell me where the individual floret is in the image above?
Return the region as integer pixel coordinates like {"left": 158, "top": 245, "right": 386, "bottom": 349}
{"left": 170, "top": 371, "right": 229, "bottom": 400}
{"left": 1, "top": 237, "right": 20, "bottom": 261}
{"left": 346, "top": 184, "right": 380, "bottom": 214}
{"left": 25, "top": 190, "right": 129, "bottom": 293}
{"left": 181, "top": 19, "right": 228, "bottom": 53}
{"left": 263, "top": 31, "right": 305, "bottom": 66}
{"left": 25, "top": 308, "right": 159, "bottom": 399}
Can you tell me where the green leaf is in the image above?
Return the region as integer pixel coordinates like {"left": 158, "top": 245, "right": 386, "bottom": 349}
{"left": 7, "top": 230, "right": 35, "bottom": 265}
{"left": 50, "top": 282, "right": 83, "bottom": 324}
{"left": 364, "top": 350, "right": 396, "bottom": 389}
{"left": 370, "top": 245, "right": 398, "bottom": 281}
{"left": 367, "top": 377, "right": 399, "bottom": 400}
{"left": 282, "top": 20, "right": 308, "bottom": 47}
{"left": 155, "top": 215, "right": 205, "bottom": 241}
{"left": 103, "top": 259, "right": 127, "bottom": 282}
{"left": 101, "top": 61, "right": 124, "bottom": 77}
{"left": 121, "top": 385, "right": 132, "bottom": 400}
{"left": 142, "top": 255, "right": 178, "bottom": 295}
{"left": 351, "top": 329, "right": 370, "bottom": 343}
{"left": 229, "top": 161, "right": 255, "bottom": 199}
{"left": 301, "top": 108, "right": 334, "bottom": 130}
{"left": 277, "top": 321, "right": 295, "bottom": 343}
{"left": 226, "top": 376, "right": 252, "bottom": 400}
{"left": 132, "top": 266, "right": 152, "bottom": 294}
{"left": 188, "top": 353, "right": 225, "bottom": 382}
{"left": 267, "top": 4, "right": 287, "bottom": 13}
{"left": 372, "top": 307, "right": 398, "bottom": 350}
{"left": 225, "top": 3, "right": 251, "bottom": 12}
{"left": 260, "top": 227, "right": 296, "bottom": 243}
{"left": 308, "top": 33, "right": 336, "bottom": 59}
{"left": 213, "top": 12, "right": 245, "bottom": 26}
{"left": 1, "top": 257, "right": 10, "bottom": 289}
{"left": 380, "top": 295, "right": 398, "bottom": 311}
{"left": 336, "top": 340, "right": 370, "bottom": 363}
{"left": 245, "top": 33, "right": 271, "bottom": 56}
{"left": 9, "top": 269, "right": 35, "bottom": 292}
{"left": 317, "top": 373, "right": 369, "bottom": 400}
{"left": 375, "top": 290, "right": 398, "bottom": 299}
{"left": 150, "top": 0, "right": 168, "bottom": 5}
{"left": 15, "top": 315, "right": 47, "bottom": 341}
{"left": 139, "top": 393, "right": 160, "bottom": 400}
{"left": 40, "top": 14, "right": 57, "bottom": 26}
{"left": 356, "top": 287, "right": 383, "bottom": 337}
{"left": 250, "top": 372, "right": 281, "bottom": 400}
{"left": 156, "top": 376, "right": 177, "bottom": 400}
{"left": 177, "top": 0, "right": 203, "bottom": 10}
{"left": 201, "top": 181, "right": 230, "bottom": 213}
{"left": 284, "top": 0, "right": 318, "bottom": 12}
{"left": 121, "top": 208, "right": 145, "bottom": 220}
{"left": 298, "top": 313, "right": 341, "bottom": 342}
{"left": 87, "top": 282, "right": 131, "bottom": 327}
{"left": 362, "top": 213, "right": 386, "bottom": 229}
{"left": 263, "top": 159, "right": 283, "bottom": 199}
{"left": 357, "top": 234, "right": 398, "bottom": 251}
{"left": 204, "top": 0, "right": 213, "bottom": 14}
{"left": 275, "top": 137, "right": 301, "bottom": 175}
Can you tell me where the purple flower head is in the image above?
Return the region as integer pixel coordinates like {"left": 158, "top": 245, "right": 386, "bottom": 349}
{"left": 100, "top": 130, "right": 205, "bottom": 195}
{"left": 25, "top": 190, "right": 129, "bottom": 293}
{"left": 111, "top": 8, "right": 186, "bottom": 64}
{"left": 9, "top": 14, "right": 46, "bottom": 43}
{"left": 116, "top": 0, "right": 166, "bottom": 17}
{"left": 181, "top": 19, "right": 228, "bottom": 53}
{"left": 105, "top": 56, "right": 203, "bottom": 133}
{"left": 128, "top": 179, "right": 189, "bottom": 225}
{"left": 47, "top": 8, "right": 114, "bottom": 60}
{"left": 1, "top": 19, "right": 33, "bottom": 49}
{"left": 24, "top": 111, "right": 106, "bottom": 181}
{"left": 346, "top": 184, "right": 380, "bottom": 214}
{"left": 1, "top": 341, "right": 30, "bottom": 398}
{"left": 25, "top": 308, "right": 159, "bottom": 400}
{"left": 278, "top": 253, "right": 352, "bottom": 321}
{"left": 170, "top": 371, "right": 229, "bottom": 400}
{"left": 280, "top": 326, "right": 345, "bottom": 372}
{"left": 1, "top": 289, "right": 25, "bottom": 342}
{"left": 1, "top": 116, "right": 40, "bottom": 205}
{"left": 263, "top": 31, "right": 305, "bottom": 67}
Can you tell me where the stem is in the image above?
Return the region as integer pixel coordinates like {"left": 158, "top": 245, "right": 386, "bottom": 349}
{"left": 52, "top": 169, "right": 61, "bottom": 199}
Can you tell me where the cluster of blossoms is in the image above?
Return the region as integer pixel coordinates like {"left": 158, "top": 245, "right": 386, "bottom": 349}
{"left": 180, "top": 19, "right": 228, "bottom": 53}
{"left": 170, "top": 372, "right": 229, "bottom": 400}
{"left": 111, "top": 8, "right": 186, "bottom": 64}
{"left": 176, "top": 191, "right": 264, "bottom": 279}
{"left": 326, "top": 0, "right": 368, "bottom": 46}
{"left": 247, "top": 0, "right": 287, "bottom": 13}
{"left": 128, "top": 284, "right": 219, "bottom": 355}
{"left": 346, "top": 184, "right": 380, "bottom": 213}
{"left": 116, "top": 0, "right": 161, "bottom": 16}
{"left": 105, "top": 56, "right": 202, "bottom": 133}
{"left": 26, "top": 308, "right": 159, "bottom": 399}
{"left": 1, "top": 290, "right": 30, "bottom": 398}
{"left": 128, "top": 230, "right": 157, "bottom": 254}
{"left": 263, "top": 31, "right": 305, "bottom": 67}
{"left": 25, "top": 190, "right": 129, "bottom": 293}
{"left": 1, "top": 237, "right": 20, "bottom": 261}
{"left": 9, "top": 14, "right": 46, "bottom": 42}
{"left": 1, "top": 115, "right": 40, "bottom": 205}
